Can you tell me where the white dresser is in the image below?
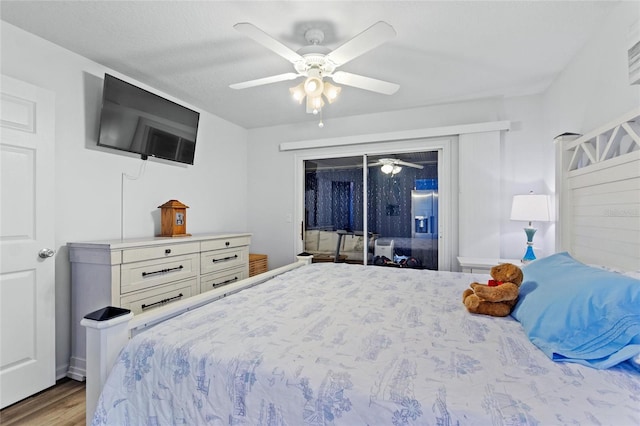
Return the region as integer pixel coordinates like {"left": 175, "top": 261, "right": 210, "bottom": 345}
{"left": 67, "top": 233, "right": 250, "bottom": 381}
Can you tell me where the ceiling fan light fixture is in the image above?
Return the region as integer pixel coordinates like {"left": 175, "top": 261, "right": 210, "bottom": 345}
{"left": 289, "top": 82, "right": 305, "bottom": 104}
{"left": 370, "top": 157, "right": 423, "bottom": 173}
{"left": 323, "top": 82, "right": 341, "bottom": 104}
{"left": 304, "top": 76, "right": 324, "bottom": 97}
{"left": 306, "top": 95, "right": 324, "bottom": 114}
{"left": 378, "top": 158, "right": 406, "bottom": 175}
{"left": 381, "top": 164, "right": 394, "bottom": 174}
{"left": 232, "top": 21, "right": 399, "bottom": 123}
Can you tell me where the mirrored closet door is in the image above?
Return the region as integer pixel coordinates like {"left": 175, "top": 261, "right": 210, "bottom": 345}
{"left": 304, "top": 155, "right": 366, "bottom": 264}
{"left": 303, "top": 151, "right": 439, "bottom": 269}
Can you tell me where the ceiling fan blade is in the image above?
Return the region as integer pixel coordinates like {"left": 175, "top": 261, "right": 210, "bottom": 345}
{"left": 326, "top": 21, "right": 396, "bottom": 66}
{"left": 396, "top": 160, "right": 424, "bottom": 169}
{"left": 230, "top": 73, "right": 301, "bottom": 90}
{"left": 370, "top": 158, "right": 423, "bottom": 169}
{"left": 331, "top": 71, "right": 399, "bottom": 95}
{"left": 234, "top": 23, "right": 303, "bottom": 64}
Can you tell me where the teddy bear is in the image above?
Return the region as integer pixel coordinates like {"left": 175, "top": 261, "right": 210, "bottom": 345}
{"left": 462, "top": 263, "right": 524, "bottom": 317}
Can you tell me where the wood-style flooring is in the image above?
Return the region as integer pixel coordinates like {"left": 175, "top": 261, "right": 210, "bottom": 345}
{"left": 0, "top": 378, "right": 85, "bottom": 426}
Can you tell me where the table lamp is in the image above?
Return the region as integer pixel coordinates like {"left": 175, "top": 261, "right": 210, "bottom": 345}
{"left": 510, "top": 191, "right": 550, "bottom": 262}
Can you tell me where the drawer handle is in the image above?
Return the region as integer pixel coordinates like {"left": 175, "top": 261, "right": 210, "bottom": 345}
{"left": 212, "top": 277, "right": 238, "bottom": 287}
{"left": 142, "top": 265, "right": 184, "bottom": 277}
{"left": 141, "top": 293, "right": 183, "bottom": 310}
{"left": 225, "top": 241, "right": 230, "bottom": 246}
{"left": 211, "top": 255, "right": 238, "bottom": 263}
{"left": 165, "top": 249, "right": 172, "bottom": 254}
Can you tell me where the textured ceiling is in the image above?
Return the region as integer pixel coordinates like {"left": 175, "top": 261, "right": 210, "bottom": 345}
{"left": 0, "top": 1, "right": 619, "bottom": 129}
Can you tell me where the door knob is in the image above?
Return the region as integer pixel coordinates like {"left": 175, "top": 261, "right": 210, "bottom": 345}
{"left": 38, "top": 248, "right": 55, "bottom": 259}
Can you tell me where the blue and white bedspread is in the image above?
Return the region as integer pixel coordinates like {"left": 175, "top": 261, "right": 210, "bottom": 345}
{"left": 93, "top": 263, "right": 640, "bottom": 425}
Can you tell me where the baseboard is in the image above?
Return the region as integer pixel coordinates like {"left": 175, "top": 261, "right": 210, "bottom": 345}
{"left": 56, "top": 363, "right": 70, "bottom": 381}
{"left": 66, "top": 356, "right": 86, "bottom": 382}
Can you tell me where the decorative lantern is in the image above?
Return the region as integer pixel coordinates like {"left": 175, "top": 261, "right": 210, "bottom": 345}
{"left": 158, "top": 200, "right": 191, "bottom": 237}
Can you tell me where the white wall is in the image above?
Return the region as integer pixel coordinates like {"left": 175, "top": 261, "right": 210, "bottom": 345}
{"left": 1, "top": 23, "right": 249, "bottom": 378}
{"left": 542, "top": 1, "right": 640, "bottom": 252}
{"left": 500, "top": 94, "right": 555, "bottom": 259}
{"left": 543, "top": 1, "right": 640, "bottom": 137}
{"left": 459, "top": 131, "right": 502, "bottom": 259}
{"left": 2, "top": 0, "right": 635, "bottom": 381}
{"left": 247, "top": 1, "right": 638, "bottom": 270}
{"left": 247, "top": 97, "right": 548, "bottom": 269}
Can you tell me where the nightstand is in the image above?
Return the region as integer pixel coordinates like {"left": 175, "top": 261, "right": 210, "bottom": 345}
{"left": 457, "top": 257, "right": 522, "bottom": 274}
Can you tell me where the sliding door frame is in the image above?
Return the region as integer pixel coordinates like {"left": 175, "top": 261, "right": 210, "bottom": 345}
{"left": 294, "top": 136, "right": 457, "bottom": 271}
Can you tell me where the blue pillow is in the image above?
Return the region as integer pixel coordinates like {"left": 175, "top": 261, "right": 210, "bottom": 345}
{"left": 511, "top": 252, "right": 640, "bottom": 369}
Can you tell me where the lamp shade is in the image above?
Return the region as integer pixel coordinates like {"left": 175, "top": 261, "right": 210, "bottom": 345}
{"left": 510, "top": 193, "right": 550, "bottom": 222}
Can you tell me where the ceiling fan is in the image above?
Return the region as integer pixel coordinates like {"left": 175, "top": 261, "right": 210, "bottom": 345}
{"left": 368, "top": 158, "right": 424, "bottom": 175}
{"left": 230, "top": 21, "right": 400, "bottom": 114}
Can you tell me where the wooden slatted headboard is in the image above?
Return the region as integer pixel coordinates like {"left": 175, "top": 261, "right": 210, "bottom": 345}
{"left": 556, "top": 108, "right": 640, "bottom": 271}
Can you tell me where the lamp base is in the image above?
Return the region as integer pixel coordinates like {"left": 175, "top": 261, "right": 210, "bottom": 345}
{"left": 521, "top": 227, "right": 537, "bottom": 263}
{"left": 522, "top": 245, "right": 537, "bottom": 262}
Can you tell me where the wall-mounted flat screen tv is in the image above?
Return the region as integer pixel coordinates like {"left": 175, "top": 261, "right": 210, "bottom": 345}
{"left": 97, "top": 74, "right": 200, "bottom": 165}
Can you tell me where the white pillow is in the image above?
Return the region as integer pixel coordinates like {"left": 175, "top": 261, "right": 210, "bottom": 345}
{"left": 588, "top": 264, "right": 625, "bottom": 274}
{"left": 623, "top": 270, "right": 640, "bottom": 280}
{"left": 588, "top": 264, "right": 640, "bottom": 280}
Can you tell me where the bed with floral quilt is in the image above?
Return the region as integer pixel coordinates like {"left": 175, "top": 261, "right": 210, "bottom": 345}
{"left": 91, "top": 257, "right": 640, "bottom": 426}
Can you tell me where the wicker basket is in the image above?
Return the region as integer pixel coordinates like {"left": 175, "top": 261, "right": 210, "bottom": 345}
{"left": 249, "top": 254, "right": 268, "bottom": 276}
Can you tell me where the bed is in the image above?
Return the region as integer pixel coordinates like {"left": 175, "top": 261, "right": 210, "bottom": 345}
{"left": 83, "top": 109, "right": 640, "bottom": 425}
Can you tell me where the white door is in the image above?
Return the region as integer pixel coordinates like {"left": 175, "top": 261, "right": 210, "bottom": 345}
{"left": 0, "top": 75, "right": 56, "bottom": 408}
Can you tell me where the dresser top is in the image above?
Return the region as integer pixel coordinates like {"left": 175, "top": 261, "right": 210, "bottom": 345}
{"left": 68, "top": 232, "right": 252, "bottom": 250}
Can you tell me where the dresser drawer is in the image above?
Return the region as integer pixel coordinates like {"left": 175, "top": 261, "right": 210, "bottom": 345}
{"left": 120, "top": 277, "right": 197, "bottom": 315}
{"left": 200, "top": 266, "right": 247, "bottom": 293}
{"left": 122, "top": 242, "right": 200, "bottom": 263}
{"left": 200, "top": 246, "right": 248, "bottom": 275}
{"left": 121, "top": 253, "right": 199, "bottom": 294}
{"left": 200, "top": 236, "right": 250, "bottom": 252}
